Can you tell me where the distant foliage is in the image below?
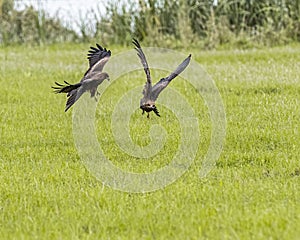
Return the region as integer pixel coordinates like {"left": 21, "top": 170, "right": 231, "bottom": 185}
{"left": 1, "top": 0, "right": 300, "bottom": 48}
{"left": 0, "top": 0, "right": 78, "bottom": 45}
{"left": 96, "top": 0, "right": 300, "bottom": 48}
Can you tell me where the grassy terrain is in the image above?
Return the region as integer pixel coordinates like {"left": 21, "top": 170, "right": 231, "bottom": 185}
{"left": 0, "top": 43, "right": 300, "bottom": 239}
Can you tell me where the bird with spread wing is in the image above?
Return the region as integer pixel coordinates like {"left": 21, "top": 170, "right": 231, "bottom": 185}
{"left": 52, "top": 43, "right": 111, "bottom": 112}
{"left": 132, "top": 39, "right": 191, "bottom": 118}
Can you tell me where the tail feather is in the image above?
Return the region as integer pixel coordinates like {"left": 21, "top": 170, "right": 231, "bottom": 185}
{"left": 52, "top": 81, "right": 82, "bottom": 94}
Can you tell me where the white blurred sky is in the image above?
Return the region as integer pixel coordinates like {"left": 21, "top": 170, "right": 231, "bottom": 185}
{"left": 15, "top": 0, "right": 106, "bottom": 15}
{"left": 14, "top": 0, "right": 218, "bottom": 34}
{"left": 14, "top": 0, "right": 108, "bottom": 33}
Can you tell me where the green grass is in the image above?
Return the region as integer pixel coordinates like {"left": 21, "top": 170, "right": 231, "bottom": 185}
{"left": 0, "top": 43, "right": 300, "bottom": 239}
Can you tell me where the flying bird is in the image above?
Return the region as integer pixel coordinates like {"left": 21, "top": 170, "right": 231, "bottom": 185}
{"left": 52, "top": 43, "right": 111, "bottom": 112}
{"left": 133, "top": 39, "right": 191, "bottom": 118}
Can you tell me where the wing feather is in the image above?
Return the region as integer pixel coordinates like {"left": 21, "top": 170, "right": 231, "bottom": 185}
{"left": 150, "top": 54, "right": 191, "bottom": 101}
{"left": 85, "top": 56, "right": 110, "bottom": 79}
{"left": 65, "top": 87, "right": 84, "bottom": 112}
{"left": 132, "top": 38, "right": 152, "bottom": 99}
{"left": 84, "top": 43, "right": 111, "bottom": 77}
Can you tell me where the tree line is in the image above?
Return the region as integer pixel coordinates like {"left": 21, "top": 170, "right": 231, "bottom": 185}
{"left": 1, "top": 0, "right": 299, "bottom": 48}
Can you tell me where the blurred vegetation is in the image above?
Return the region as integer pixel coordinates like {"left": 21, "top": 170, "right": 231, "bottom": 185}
{"left": 0, "top": 0, "right": 78, "bottom": 45}
{"left": 1, "top": 0, "right": 300, "bottom": 48}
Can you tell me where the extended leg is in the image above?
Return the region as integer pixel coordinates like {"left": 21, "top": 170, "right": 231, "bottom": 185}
{"left": 94, "top": 91, "right": 101, "bottom": 101}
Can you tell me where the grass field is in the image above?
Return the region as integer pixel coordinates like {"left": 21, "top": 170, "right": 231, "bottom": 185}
{"left": 0, "top": 43, "right": 300, "bottom": 239}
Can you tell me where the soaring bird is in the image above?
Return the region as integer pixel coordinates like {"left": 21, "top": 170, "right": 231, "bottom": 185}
{"left": 52, "top": 43, "right": 111, "bottom": 112}
{"left": 133, "top": 39, "right": 191, "bottom": 118}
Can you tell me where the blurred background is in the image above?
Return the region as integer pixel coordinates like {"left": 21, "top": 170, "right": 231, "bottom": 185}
{"left": 1, "top": 0, "right": 300, "bottom": 48}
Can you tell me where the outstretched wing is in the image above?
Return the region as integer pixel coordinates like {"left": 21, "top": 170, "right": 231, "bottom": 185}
{"left": 84, "top": 43, "right": 111, "bottom": 77}
{"left": 150, "top": 54, "right": 191, "bottom": 101}
{"left": 52, "top": 81, "right": 82, "bottom": 94}
{"left": 51, "top": 81, "right": 84, "bottom": 112}
{"left": 132, "top": 38, "right": 152, "bottom": 99}
{"left": 64, "top": 87, "right": 85, "bottom": 112}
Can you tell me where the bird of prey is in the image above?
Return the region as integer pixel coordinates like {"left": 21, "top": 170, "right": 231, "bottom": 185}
{"left": 52, "top": 43, "right": 111, "bottom": 112}
{"left": 132, "top": 38, "right": 191, "bottom": 118}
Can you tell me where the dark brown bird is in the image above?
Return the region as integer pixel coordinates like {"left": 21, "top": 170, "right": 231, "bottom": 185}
{"left": 133, "top": 39, "right": 191, "bottom": 118}
{"left": 52, "top": 43, "right": 111, "bottom": 112}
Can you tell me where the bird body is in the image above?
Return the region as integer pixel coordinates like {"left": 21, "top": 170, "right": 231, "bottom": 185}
{"left": 133, "top": 38, "right": 191, "bottom": 118}
{"left": 52, "top": 44, "right": 111, "bottom": 112}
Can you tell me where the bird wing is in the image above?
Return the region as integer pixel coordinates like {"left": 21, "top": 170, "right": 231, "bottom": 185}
{"left": 150, "top": 54, "right": 191, "bottom": 101}
{"left": 52, "top": 81, "right": 82, "bottom": 94}
{"left": 86, "top": 56, "right": 110, "bottom": 75}
{"left": 65, "top": 86, "right": 85, "bottom": 112}
{"left": 132, "top": 38, "right": 152, "bottom": 99}
{"left": 83, "top": 43, "right": 111, "bottom": 78}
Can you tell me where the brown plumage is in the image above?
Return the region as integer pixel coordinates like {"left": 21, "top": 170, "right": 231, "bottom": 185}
{"left": 133, "top": 38, "right": 191, "bottom": 118}
{"left": 52, "top": 43, "right": 111, "bottom": 112}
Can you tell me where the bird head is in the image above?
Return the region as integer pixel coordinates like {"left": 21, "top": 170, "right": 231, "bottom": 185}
{"left": 101, "top": 72, "right": 110, "bottom": 81}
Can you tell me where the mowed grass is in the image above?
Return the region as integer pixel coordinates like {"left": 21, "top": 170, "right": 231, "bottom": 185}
{"left": 0, "top": 43, "right": 300, "bottom": 239}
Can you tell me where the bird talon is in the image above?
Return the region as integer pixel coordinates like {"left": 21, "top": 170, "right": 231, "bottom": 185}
{"left": 53, "top": 42, "right": 111, "bottom": 112}
{"left": 134, "top": 39, "right": 191, "bottom": 119}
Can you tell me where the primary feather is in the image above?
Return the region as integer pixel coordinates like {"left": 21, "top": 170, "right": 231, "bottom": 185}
{"left": 52, "top": 43, "right": 111, "bottom": 112}
{"left": 133, "top": 39, "right": 191, "bottom": 118}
